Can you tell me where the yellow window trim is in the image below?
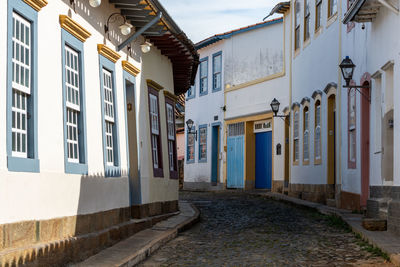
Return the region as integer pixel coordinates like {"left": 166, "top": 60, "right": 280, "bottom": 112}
{"left": 97, "top": 44, "right": 121, "bottom": 63}
{"left": 23, "top": 0, "right": 47, "bottom": 11}
{"left": 302, "top": 102, "right": 310, "bottom": 165}
{"left": 163, "top": 90, "right": 178, "bottom": 101}
{"left": 292, "top": 105, "right": 300, "bottom": 164}
{"left": 122, "top": 60, "right": 140, "bottom": 77}
{"left": 146, "top": 79, "right": 163, "bottom": 91}
{"left": 326, "top": 12, "right": 338, "bottom": 29}
{"left": 59, "top": 15, "right": 91, "bottom": 43}
{"left": 225, "top": 112, "right": 273, "bottom": 124}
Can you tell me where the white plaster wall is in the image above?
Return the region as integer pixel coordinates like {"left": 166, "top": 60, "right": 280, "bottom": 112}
{"left": 224, "top": 21, "right": 284, "bottom": 87}
{"left": 341, "top": 4, "right": 400, "bottom": 190}
{"left": 184, "top": 41, "right": 225, "bottom": 184}
{"left": 139, "top": 46, "right": 179, "bottom": 203}
{"left": 290, "top": 0, "right": 341, "bottom": 186}
{"left": 0, "top": 0, "right": 178, "bottom": 224}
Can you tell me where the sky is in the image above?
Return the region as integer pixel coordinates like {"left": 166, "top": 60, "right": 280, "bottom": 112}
{"left": 160, "top": 0, "right": 283, "bottom": 44}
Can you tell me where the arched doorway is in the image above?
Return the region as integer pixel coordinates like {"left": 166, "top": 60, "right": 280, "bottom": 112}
{"left": 327, "top": 94, "right": 336, "bottom": 193}
{"left": 361, "top": 81, "right": 371, "bottom": 207}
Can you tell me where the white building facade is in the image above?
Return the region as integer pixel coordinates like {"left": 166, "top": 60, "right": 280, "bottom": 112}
{"left": 184, "top": 18, "right": 289, "bottom": 191}
{"left": 0, "top": 0, "right": 198, "bottom": 264}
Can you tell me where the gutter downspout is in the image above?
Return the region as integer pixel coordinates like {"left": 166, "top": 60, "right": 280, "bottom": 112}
{"left": 338, "top": 0, "right": 343, "bottom": 198}
{"left": 289, "top": 1, "right": 293, "bottom": 187}
{"left": 117, "top": 12, "right": 162, "bottom": 52}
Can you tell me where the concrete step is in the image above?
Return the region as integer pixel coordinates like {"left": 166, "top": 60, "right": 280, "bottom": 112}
{"left": 367, "top": 198, "right": 390, "bottom": 218}
{"left": 326, "top": 198, "right": 336, "bottom": 208}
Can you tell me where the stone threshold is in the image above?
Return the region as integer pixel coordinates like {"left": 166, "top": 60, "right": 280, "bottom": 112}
{"left": 0, "top": 211, "right": 179, "bottom": 266}
{"left": 76, "top": 201, "right": 200, "bottom": 266}
{"left": 252, "top": 192, "right": 400, "bottom": 267}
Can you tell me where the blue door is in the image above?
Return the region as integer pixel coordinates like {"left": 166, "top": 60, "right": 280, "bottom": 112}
{"left": 255, "top": 131, "right": 272, "bottom": 189}
{"left": 211, "top": 126, "right": 219, "bottom": 184}
{"left": 227, "top": 135, "right": 244, "bottom": 188}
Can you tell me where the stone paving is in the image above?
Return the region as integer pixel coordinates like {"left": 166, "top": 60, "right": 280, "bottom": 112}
{"left": 140, "top": 191, "right": 393, "bottom": 267}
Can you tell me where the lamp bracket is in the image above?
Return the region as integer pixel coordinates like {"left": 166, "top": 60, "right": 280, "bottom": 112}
{"left": 343, "top": 85, "right": 371, "bottom": 103}
{"left": 273, "top": 113, "right": 290, "bottom": 126}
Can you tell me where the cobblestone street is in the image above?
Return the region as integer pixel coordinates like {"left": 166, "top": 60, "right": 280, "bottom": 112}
{"left": 141, "top": 191, "right": 393, "bottom": 267}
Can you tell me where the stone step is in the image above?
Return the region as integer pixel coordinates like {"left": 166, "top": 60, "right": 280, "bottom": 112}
{"left": 362, "top": 218, "right": 387, "bottom": 231}
{"left": 326, "top": 198, "right": 336, "bottom": 208}
{"left": 379, "top": 208, "right": 388, "bottom": 220}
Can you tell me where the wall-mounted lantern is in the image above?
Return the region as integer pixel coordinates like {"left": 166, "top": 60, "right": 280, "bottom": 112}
{"left": 186, "top": 119, "right": 197, "bottom": 141}
{"left": 104, "top": 13, "right": 133, "bottom": 39}
{"left": 276, "top": 143, "right": 282, "bottom": 155}
{"left": 339, "top": 56, "right": 371, "bottom": 102}
{"left": 270, "top": 98, "right": 290, "bottom": 125}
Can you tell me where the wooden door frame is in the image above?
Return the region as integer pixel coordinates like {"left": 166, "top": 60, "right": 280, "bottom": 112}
{"left": 361, "top": 81, "right": 371, "bottom": 207}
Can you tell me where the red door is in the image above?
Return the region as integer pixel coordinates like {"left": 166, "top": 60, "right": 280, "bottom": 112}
{"left": 361, "top": 82, "right": 370, "bottom": 207}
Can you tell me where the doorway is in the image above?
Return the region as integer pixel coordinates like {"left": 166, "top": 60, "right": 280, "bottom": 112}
{"left": 327, "top": 95, "right": 336, "bottom": 190}
{"left": 227, "top": 122, "right": 245, "bottom": 189}
{"left": 211, "top": 125, "right": 220, "bottom": 184}
{"left": 361, "top": 81, "right": 370, "bottom": 207}
{"left": 255, "top": 131, "right": 272, "bottom": 189}
{"left": 284, "top": 116, "right": 290, "bottom": 189}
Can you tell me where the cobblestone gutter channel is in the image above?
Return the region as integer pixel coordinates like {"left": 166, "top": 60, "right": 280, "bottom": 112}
{"left": 141, "top": 191, "right": 394, "bottom": 266}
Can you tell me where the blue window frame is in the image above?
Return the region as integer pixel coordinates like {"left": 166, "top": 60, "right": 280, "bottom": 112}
{"left": 199, "top": 57, "right": 208, "bottom": 96}
{"left": 186, "top": 126, "right": 195, "bottom": 163}
{"left": 198, "top": 124, "right": 207, "bottom": 162}
{"left": 6, "top": 0, "right": 39, "bottom": 172}
{"left": 187, "top": 85, "right": 195, "bottom": 100}
{"left": 212, "top": 52, "right": 222, "bottom": 92}
{"left": 99, "top": 55, "right": 121, "bottom": 177}
{"left": 61, "top": 29, "right": 88, "bottom": 174}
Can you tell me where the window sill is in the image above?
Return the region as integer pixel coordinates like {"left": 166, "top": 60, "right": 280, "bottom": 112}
{"left": 326, "top": 13, "right": 338, "bottom": 29}
{"left": 8, "top": 156, "right": 40, "bottom": 173}
{"left": 199, "top": 92, "right": 209, "bottom": 97}
{"left": 65, "top": 161, "right": 88, "bottom": 175}
{"left": 198, "top": 159, "right": 207, "bottom": 163}
{"left": 105, "top": 165, "right": 122, "bottom": 177}
{"left": 314, "top": 158, "right": 322, "bottom": 165}
{"left": 303, "top": 38, "right": 311, "bottom": 50}
{"left": 314, "top": 27, "right": 323, "bottom": 39}
{"left": 212, "top": 88, "right": 222, "bottom": 93}
{"left": 293, "top": 49, "right": 300, "bottom": 59}
{"left": 303, "top": 160, "right": 310, "bottom": 165}
{"left": 293, "top": 161, "right": 299, "bottom": 166}
{"left": 186, "top": 160, "right": 195, "bottom": 164}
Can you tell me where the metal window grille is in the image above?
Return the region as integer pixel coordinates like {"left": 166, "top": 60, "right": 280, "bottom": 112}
{"left": 315, "top": 105, "right": 321, "bottom": 159}
{"left": 150, "top": 93, "right": 159, "bottom": 168}
{"left": 228, "top": 122, "right": 244, "bottom": 137}
{"left": 199, "top": 127, "right": 207, "bottom": 160}
{"left": 166, "top": 103, "right": 175, "bottom": 171}
{"left": 304, "top": 111, "right": 309, "bottom": 160}
{"left": 11, "top": 13, "right": 31, "bottom": 157}
{"left": 294, "top": 111, "right": 299, "bottom": 161}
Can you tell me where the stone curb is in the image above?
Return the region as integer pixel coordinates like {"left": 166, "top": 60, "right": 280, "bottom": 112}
{"left": 76, "top": 202, "right": 200, "bottom": 267}
{"left": 254, "top": 192, "right": 400, "bottom": 267}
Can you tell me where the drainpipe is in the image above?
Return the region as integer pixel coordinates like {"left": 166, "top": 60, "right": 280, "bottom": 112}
{"left": 117, "top": 12, "right": 162, "bottom": 52}
{"left": 289, "top": 1, "right": 293, "bottom": 187}
{"left": 338, "top": 0, "right": 343, "bottom": 195}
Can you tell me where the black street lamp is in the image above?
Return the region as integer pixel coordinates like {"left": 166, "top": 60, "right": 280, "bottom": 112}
{"left": 339, "top": 56, "right": 371, "bottom": 102}
{"left": 270, "top": 98, "right": 289, "bottom": 119}
{"left": 186, "top": 119, "right": 197, "bottom": 141}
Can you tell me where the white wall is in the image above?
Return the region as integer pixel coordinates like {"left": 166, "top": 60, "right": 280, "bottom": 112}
{"left": 184, "top": 41, "right": 225, "bottom": 184}
{"left": 290, "top": 0, "right": 341, "bottom": 186}
{"left": 0, "top": 0, "right": 178, "bottom": 224}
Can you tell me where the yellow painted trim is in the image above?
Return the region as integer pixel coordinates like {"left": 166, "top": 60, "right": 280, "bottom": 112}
{"left": 224, "top": 72, "right": 285, "bottom": 93}
{"left": 97, "top": 44, "right": 121, "bottom": 63}
{"left": 163, "top": 90, "right": 178, "bottom": 101}
{"left": 144, "top": 5, "right": 152, "bottom": 10}
{"left": 146, "top": 79, "right": 163, "bottom": 91}
{"left": 314, "top": 26, "right": 323, "bottom": 39}
{"left": 293, "top": 48, "right": 300, "bottom": 59}
{"left": 289, "top": 0, "right": 293, "bottom": 185}
{"left": 59, "top": 15, "right": 91, "bottom": 43}
{"left": 225, "top": 112, "right": 273, "bottom": 124}
{"left": 325, "top": 86, "right": 337, "bottom": 98}
{"left": 303, "top": 38, "right": 311, "bottom": 50}
{"left": 122, "top": 60, "right": 140, "bottom": 77}
{"left": 23, "top": 0, "right": 47, "bottom": 11}
{"left": 326, "top": 12, "right": 338, "bottom": 29}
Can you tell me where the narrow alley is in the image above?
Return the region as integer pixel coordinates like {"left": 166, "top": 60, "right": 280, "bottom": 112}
{"left": 141, "top": 192, "right": 392, "bottom": 266}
